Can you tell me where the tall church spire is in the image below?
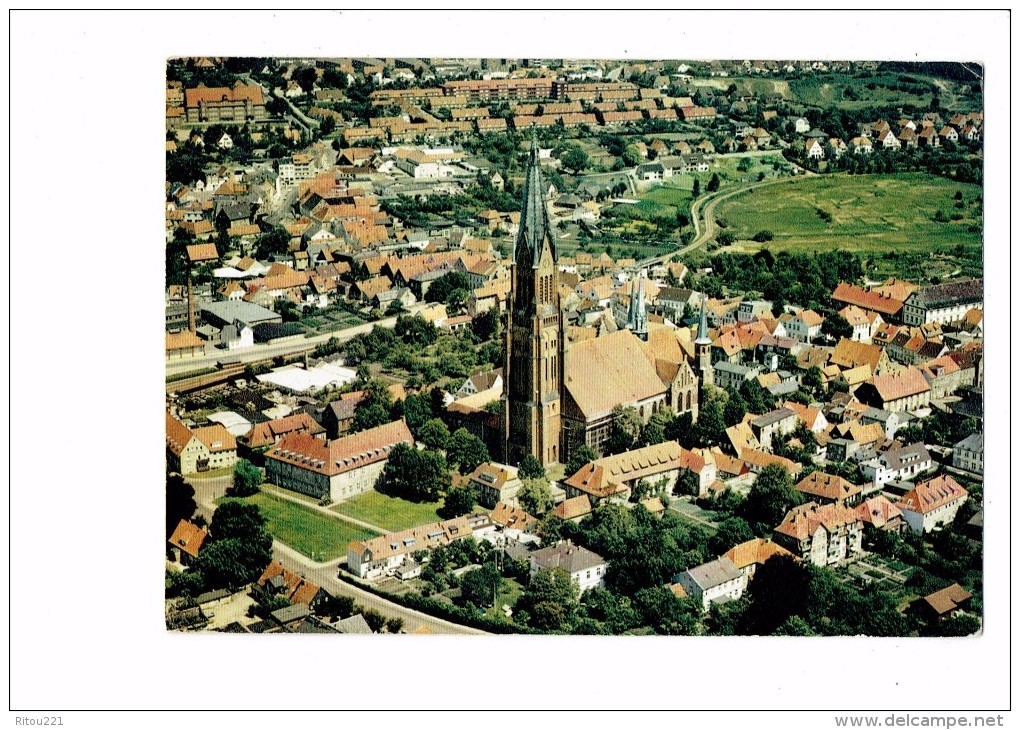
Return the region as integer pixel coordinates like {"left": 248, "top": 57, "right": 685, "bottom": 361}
{"left": 515, "top": 134, "right": 556, "bottom": 269}
{"left": 695, "top": 294, "right": 711, "bottom": 344}
{"left": 502, "top": 133, "right": 564, "bottom": 468}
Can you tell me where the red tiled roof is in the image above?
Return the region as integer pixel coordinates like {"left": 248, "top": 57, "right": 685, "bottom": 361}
{"left": 898, "top": 475, "right": 967, "bottom": 515}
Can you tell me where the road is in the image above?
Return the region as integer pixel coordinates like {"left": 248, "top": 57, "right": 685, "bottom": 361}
{"left": 187, "top": 475, "right": 488, "bottom": 635}
{"left": 166, "top": 305, "right": 423, "bottom": 379}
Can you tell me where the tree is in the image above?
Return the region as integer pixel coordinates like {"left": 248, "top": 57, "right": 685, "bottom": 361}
{"left": 424, "top": 271, "right": 471, "bottom": 304}
{"left": 752, "top": 230, "right": 774, "bottom": 243}
{"left": 385, "top": 617, "right": 405, "bottom": 634}
{"left": 737, "top": 554, "right": 811, "bottom": 635}
{"left": 459, "top": 563, "right": 503, "bottom": 609}
{"left": 517, "top": 477, "right": 554, "bottom": 516}
{"left": 471, "top": 307, "right": 500, "bottom": 341}
{"left": 723, "top": 387, "right": 749, "bottom": 427}
{"left": 518, "top": 454, "right": 546, "bottom": 480}
{"left": 821, "top": 315, "right": 853, "bottom": 342}
{"left": 447, "top": 428, "right": 490, "bottom": 473}
{"left": 438, "top": 484, "right": 478, "bottom": 519}
{"left": 561, "top": 146, "right": 590, "bottom": 175}
{"left": 402, "top": 392, "right": 435, "bottom": 433}
{"left": 674, "top": 469, "right": 701, "bottom": 498}
{"left": 606, "top": 405, "right": 642, "bottom": 454}
{"left": 695, "top": 392, "right": 727, "bottom": 446}
{"left": 708, "top": 517, "right": 756, "bottom": 554}
{"left": 706, "top": 173, "right": 720, "bottom": 192}
{"left": 633, "top": 587, "right": 701, "bottom": 635}
{"left": 228, "top": 458, "right": 263, "bottom": 497}
{"left": 565, "top": 443, "right": 598, "bottom": 477}
{"left": 639, "top": 410, "right": 672, "bottom": 447}
{"left": 395, "top": 314, "right": 438, "bottom": 347}
{"left": 254, "top": 225, "right": 291, "bottom": 260}
{"left": 166, "top": 473, "right": 197, "bottom": 538}
{"left": 294, "top": 66, "right": 318, "bottom": 93}
{"left": 737, "top": 156, "right": 754, "bottom": 172}
{"left": 692, "top": 178, "right": 701, "bottom": 197}
{"left": 417, "top": 418, "right": 451, "bottom": 450}
{"left": 197, "top": 501, "right": 273, "bottom": 589}
{"left": 741, "top": 464, "right": 802, "bottom": 530}
{"left": 518, "top": 568, "right": 578, "bottom": 631}
{"left": 382, "top": 443, "right": 450, "bottom": 502}
{"left": 362, "top": 608, "right": 386, "bottom": 633}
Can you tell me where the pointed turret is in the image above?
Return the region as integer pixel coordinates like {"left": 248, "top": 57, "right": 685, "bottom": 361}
{"left": 632, "top": 276, "right": 648, "bottom": 340}
{"left": 514, "top": 134, "right": 556, "bottom": 269}
{"left": 695, "top": 294, "right": 711, "bottom": 345}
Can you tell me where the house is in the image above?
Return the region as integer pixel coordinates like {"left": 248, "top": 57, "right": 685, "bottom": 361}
{"left": 785, "top": 309, "right": 824, "bottom": 343}
{"left": 529, "top": 541, "right": 607, "bottom": 593}
{"left": 256, "top": 561, "right": 329, "bottom": 610}
{"left": 781, "top": 401, "right": 829, "bottom": 434}
{"left": 264, "top": 420, "right": 414, "bottom": 503}
{"left": 853, "top": 368, "right": 931, "bottom": 413}
{"left": 849, "top": 137, "right": 874, "bottom": 154}
{"left": 238, "top": 413, "right": 326, "bottom": 458}
{"left": 489, "top": 501, "right": 539, "bottom": 536}
{"left": 749, "top": 408, "right": 799, "bottom": 452}
{"left": 564, "top": 441, "right": 716, "bottom": 501}
{"left": 672, "top": 557, "right": 746, "bottom": 610}
{"left": 795, "top": 471, "right": 863, "bottom": 506}
{"left": 805, "top": 138, "right": 825, "bottom": 159}
{"left": 347, "top": 513, "right": 494, "bottom": 579}
{"left": 713, "top": 362, "right": 762, "bottom": 392}
{"left": 901, "top": 279, "right": 983, "bottom": 326}
{"left": 166, "top": 413, "right": 238, "bottom": 475}
{"left": 953, "top": 433, "right": 983, "bottom": 475}
{"left": 740, "top": 448, "right": 801, "bottom": 479}
{"left": 830, "top": 338, "right": 893, "bottom": 376}
{"left": 860, "top": 442, "right": 932, "bottom": 490}
{"left": 855, "top": 495, "right": 905, "bottom": 533}
{"left": 773, "top": 501, "right": 864, "bottom": 567}
{"left": 832, "top": 283, "right": 905, "bottom": 322}
{"left": 722, "top": 538, "right": 795, "bottom": 581}
{"left": 839, "top": 305, "right": 884, "bottom": 343}
{"left": 551, "top": 495, "right": 594, "bottom": 523}
{"left": 897, "top": 475, "right": 968, "bottom": 534}
{"left": 167, "top": 520, "right": 208, "bottom": 565}
{"left": 468, "top": 462, "right": 522, "bottom": 508}
{"left": 911, "top": 584, "right": 973, "bottom": 623}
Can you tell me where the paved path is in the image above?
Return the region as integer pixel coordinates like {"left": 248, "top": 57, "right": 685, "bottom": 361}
{"left": 271, "top": 542, "right": 489, "bottom": 635}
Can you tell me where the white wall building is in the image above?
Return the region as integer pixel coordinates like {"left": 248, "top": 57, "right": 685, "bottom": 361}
{"left": 673, "top": 557, "right": 747, "bottom": 610}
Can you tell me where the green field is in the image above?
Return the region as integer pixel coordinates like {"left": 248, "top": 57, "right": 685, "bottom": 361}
{"left": 219, "top": 492, "right": 380, "bottom": 561}
{"left": 640, "top": 154, "right": 791, "bottom": 217}
{"left": 712, "top": 173, "right": 982, "bottom": 255}
{"left": 332, "top": 490, "right": 444, "bottom": 532}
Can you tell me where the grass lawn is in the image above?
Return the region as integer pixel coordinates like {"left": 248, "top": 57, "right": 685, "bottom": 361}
{"left": 713, "top": 173, "right": 982, "bottom": 255}
{"left": 219, "top": 491, "right": 380, "bottom": 561}
{"left": 641, "top": 154, "right": 790, "bottom": 215}
{"left": 483, "top": 578, "right": 525, "bottom": 622}
{"left": 332, "top": 490, "right": 444, "bottom": 532}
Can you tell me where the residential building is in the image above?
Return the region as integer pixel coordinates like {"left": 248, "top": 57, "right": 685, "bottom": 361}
{"left": 564, "top": 440, "right": 716, "bottom": 501}
{"left": 264, "top": 420, "right": 414, "bottom": 502}
{"left": 901, "top": 279, "right": 983, "bottom": 326}
{"left": 256, "top": 561, "right": 329, "bottom": 610}
{"left": 673, "top": 557, "right": 746, "bottom": 610}
{"left": 839, "top": 304, "right": 884, "bottom": 343}
{"left": 749, "top": 408, "right": 799, "bottom": 452}
{"left": 911, "top": 584, "right": 973, "bottom": 623}
{"left": 166, "top": 413, "right": 238, "bottom": 475}
{"left": 897, "top": 475, "right": 968, "bottom": 533}
{"left": 785, "top": 309, "right": 824, "bottom": 343}
{"left": 347, "top": 513, "right": 494, "bottom": 579}
{"left": 953, "top": 433, "right": 983, "bottom": 474}
{"left": 185, "top": 82, "right": 267, "bottom": 123}
{"left": 795, "top": 471, "right": 863, "bottom": 506}
{"left": 773, "top": 502, "right": 864, "bottom": 567}
{"left": 167, "top": 520, "right": 208, "bottom": 565}
{"left": 238, "top": 413, "right": 326, "bottom": 459}
{"left": 855, "top": 496, "right": 905, "bottom": 533}
{"left": 854, "top": 368, "right": 931, "bottom": 413}
{"left": 860, "top": 442, "right": 932, "bottom": 490}
{"left": 529, "top": 541, "right": 607, "bottom": 593}
{"left": 722, "top": 538, "right": 796, "bottom": 581}
{"left": 468, "top": 462, "right": 522, "bottom": 508}
{"left": 714, "top": 362, "right": 762, "bottom": 392}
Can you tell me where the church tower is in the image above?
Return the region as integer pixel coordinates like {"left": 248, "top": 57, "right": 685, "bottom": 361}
{"left": 503, "top": 136, "right": 564, "bottom": 468}
{"left": 695, "top": 294, "right": 713, "bottom": 390}
{"left": 626, "top": 275, "right": 649, "bottom": 341}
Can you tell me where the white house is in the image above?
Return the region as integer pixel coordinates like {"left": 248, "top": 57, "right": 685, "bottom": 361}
{"left": 805, "top": 138, "right": 825, "bottom": 159}
{"left": 860, "top": 442, "right": 932, "bottom": 490}
{"left": 840, "top": 305, "right": 883, "bottom": 343}
{"left": 785, "top": 309, "right": 824, "bottom": 343}
{"left": 217, "top": 132, "right": 234, "bottom": 149}
{"left": 794, "top": 117, "right": 811, "bottom": 134}
{"left": 673, "top": 557, "right": 747, "bottom": 610}
{"left": 221, "top": 320, "right": 254, "bottom": 350}
{"left": 773, "top": 502, "right": 864, "bottom": 567}
{"left": 952, "top": 433, "right": 983, "bottom": 474}
{"left": 529, "top": 541, "right": 607, "bottom": 594}
{"left": 897, "top": 476, "right": 968, "bottom": 534}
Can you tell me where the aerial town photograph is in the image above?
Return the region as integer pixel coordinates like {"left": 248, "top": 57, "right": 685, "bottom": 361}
{"left": 163, "top": 55, "right": 985, "bottom": 639}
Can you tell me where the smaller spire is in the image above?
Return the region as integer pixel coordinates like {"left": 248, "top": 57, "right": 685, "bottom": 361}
{"left": 695, "top": 294, "right": 711, "bottom": 344}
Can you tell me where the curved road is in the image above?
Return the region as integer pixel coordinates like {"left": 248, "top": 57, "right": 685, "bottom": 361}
{"left": 187, "top": 474, "right": 489, "bottom": 635}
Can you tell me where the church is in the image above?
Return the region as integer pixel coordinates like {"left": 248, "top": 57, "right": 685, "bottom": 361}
{"left": 502, "top": 138, "right": 707, "bottom": 469}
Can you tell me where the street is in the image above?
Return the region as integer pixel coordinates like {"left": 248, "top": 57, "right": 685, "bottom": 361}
{"left": 186, "top": 474, "right": 488, "bottom": 635}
